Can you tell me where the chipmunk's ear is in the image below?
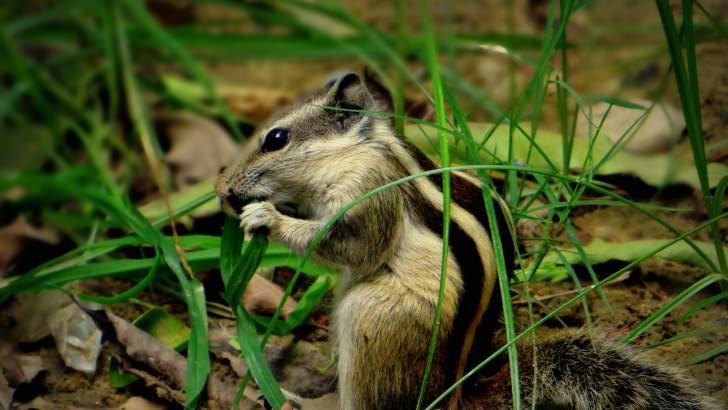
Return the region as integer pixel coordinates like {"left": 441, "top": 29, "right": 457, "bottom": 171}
{"left": 363, "top": 68, "right": 394, "bottom": 112}
{"left": 322, "top": 72, "right": 377, "bottom": 131}
{"left": 324, "top": 72, "right": 373, "bottom": 111}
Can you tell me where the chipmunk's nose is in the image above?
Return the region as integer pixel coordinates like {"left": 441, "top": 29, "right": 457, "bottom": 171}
{"left": 215, "top": 172, "right": 264, "bottom": 216}
{"left": 215, "top": 183, "right": 245, "bottom": 216}
{"left": 224, "top": 188, "right": 249, "bottom": 215}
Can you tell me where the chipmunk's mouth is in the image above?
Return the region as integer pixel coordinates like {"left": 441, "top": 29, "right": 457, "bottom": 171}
{"left": 221, "top": 193, "right": 268, "bottom": 216}
{"left": 221, "top": 193, "right": 303, "bottom": 220}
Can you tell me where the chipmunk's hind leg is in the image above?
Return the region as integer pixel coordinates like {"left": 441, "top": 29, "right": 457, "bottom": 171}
{"left": 334, "top": 279, "right": 451, "bottom": 410}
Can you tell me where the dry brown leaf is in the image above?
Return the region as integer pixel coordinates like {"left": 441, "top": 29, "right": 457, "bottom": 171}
{"left": 49, "top": 303, "right": 102, "bottom": 376}
{"left": 0, "top": 375, "right": 13, "bottom": 410}
{"left": 157, "top": 112, "right": 240, "bottom": 189}
{"left": 16, "top": 397, "right": 100, "bottom": 410}
{"left": 297, "top": 393, "right": 339, "bottom": 410}
{"left": 2, "top": 354, "right": 44, "bottom": 387}
{"left": 243, "top": 274, "right": 298, "bottom": 319}
{"left": 4, "top": 290, "right": 72, "bottom": 344}
{"left": 161, "top": 76, "right": 295, "bottom": 123}
{"left": 103, "top": 310, "right": 262, "bottom": 409}
{"left": 117, "top": 396, "right": 169, "bottom": 410}
{"left": 224, "top": 89, "right": 293, "bottom": 123}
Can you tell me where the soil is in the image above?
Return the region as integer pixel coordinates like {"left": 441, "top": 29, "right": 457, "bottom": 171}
{"left": 2, "top": 0, "right": 727, "bottom": 409}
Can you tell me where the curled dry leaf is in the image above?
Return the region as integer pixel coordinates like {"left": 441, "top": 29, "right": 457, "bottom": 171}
{"left": 243, "top": 274, "right": 298, "bottom": 319}
{"left": 2, "top": 354, "right": 44, "bottom": 387}
{"left": 5, "top": 290, "right": 72, "bottom": 344}
{"left": 157, "top": 111, "right": 240, "bottom": 189}
{"left": 49, "top": 303, "right": 102, "bottom": 376}
{"left": 103, "top": 310, "right": 262, "bottom": 409}
{"left": 0, "top": 353, "right": 45, "bottom": 409}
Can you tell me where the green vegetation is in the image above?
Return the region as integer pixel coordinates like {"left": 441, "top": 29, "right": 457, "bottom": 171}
{"left": 1, "top": 1, "right": 726, "bottom": 409}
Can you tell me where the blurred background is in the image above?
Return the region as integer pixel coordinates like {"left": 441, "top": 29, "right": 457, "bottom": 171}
{"left": 1, "top": 1, "right": 727, "bottom": 409}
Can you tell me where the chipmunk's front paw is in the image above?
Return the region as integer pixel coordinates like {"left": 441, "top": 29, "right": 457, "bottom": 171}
{"left": 240, "top": 202, "right": 280, "bottom": 235}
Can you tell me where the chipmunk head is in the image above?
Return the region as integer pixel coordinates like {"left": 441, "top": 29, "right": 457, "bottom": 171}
{"left": 216, "top": 71, "right": 393, "bottom": 217}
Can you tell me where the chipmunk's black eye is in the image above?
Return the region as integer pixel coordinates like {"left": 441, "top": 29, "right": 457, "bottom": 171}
{"left": 261, "top": 128, "right": 290, "bottom": 152}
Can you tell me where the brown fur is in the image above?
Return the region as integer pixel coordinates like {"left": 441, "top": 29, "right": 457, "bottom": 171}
{"left": 482, "top": 332, "right": 720, "bottom": 410}
{"left": 216, "top": 72, "right": 716, "bottom": 410}
{"left": 216, "top": 72, "right": 499, "bottom": 409}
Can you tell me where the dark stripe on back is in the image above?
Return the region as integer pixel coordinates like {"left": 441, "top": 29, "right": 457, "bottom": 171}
{"left": 405, "top": 142, "right": 514, "bottom": 276}
{"left": 404, "top": 142, "right": 515, "bottom": 372}
{"left": 404, "top": 184, "right": 483, "bottom": 388}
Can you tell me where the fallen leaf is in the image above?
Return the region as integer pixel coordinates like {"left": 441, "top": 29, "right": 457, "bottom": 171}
{"left": 0, "top": 352, "right": 46, "bottom": 410}
{"left": 243, "top": 274, "right": 298, "bottom": 319}
{"left": 158, "top": 111, "right": 240, "bottom": 189}
{"left": 0, "top": 375, "right": 12, "bottom": 410}
{"left": 101, "top": 310, "right": 261, "bottom": 409}
{"left": 5, "top": 290, "right": 72, "bottom": 343}
{"left": 117, "top": 396, "right": 168, "bottom": 410}
{"left": 408, "top": 122, "right": 728, "bottom": 190}
{"left": 2, "top": 354, "right": 43, "bottom": 386}
{"left": 161, "top": 76, "right": 294, "bottom": 122}
{"left": 273, "top": 3, "right": 356, "bottom": 37}
{"left": 519, "top": 238, "right": 728, "bottom": 282}
{"left": 297, "top": 393, "right": 339, "bottom": 410}
{"left": 49, "top": 303, "right": 102, "bottom": 376}
{"left": 133, "top": 308, "right": 190, "bottom": 351}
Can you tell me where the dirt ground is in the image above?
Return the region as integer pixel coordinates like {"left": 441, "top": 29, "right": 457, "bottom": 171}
{"left": 2, "top": 0, "right": 727, "bottom": 409}
{"left": 5, "top": 213, "right": 726, "bottom": 408}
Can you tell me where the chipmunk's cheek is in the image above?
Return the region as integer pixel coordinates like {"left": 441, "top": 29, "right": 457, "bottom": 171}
{"left": 239, "top": 202, "right": 279, "bottom": 235}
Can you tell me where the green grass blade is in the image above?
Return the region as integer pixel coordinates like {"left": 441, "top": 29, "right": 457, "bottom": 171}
{"left": 656, "top": 0, "right": 726, "bottom": 273}
{"left": 442, "top": 84, "right": 521, "bottom": 409}
{"left": 647, "top": 326, "right": 728, "bottom": 349}
{"left": 622, "top": 273, "right": 725, "bottom": 344}
{"left": 279, "top": 275, "right": 332, "bottom": 331}
{"left": 0, "top": 175, "right": 211, "bottom": 407}
{"left": 250, "top": 274, "right": 334, "bottom": 335}
{"left": 554, "top": 249, "right": 592, "bottom": 328}
{"left": 220, "top": 216, "right": 244, "bottom": 281}
{"left": 122, "top": 0, "right": 242, "bottom": 140}
{"left": 562, "top": 218, "right": 612, "bottom": 312}
{"left": 220, "top": 218, "right": 285, "bottom": 408}
{"left": 690, "top": 342, "right": 728, "bottom": 364}
{"left": 79, "top": 254, "right": 161, "bottom": 304}
{"left": 232, "top": 305, "right": 287, "bottom": 408}
{"left": 425, "top": 210, "right": 728, "bottom": 410}
{"left": 678, "top": 291, "right": 728, "bottom": 325}
{"left": 112, "top": 0, "right": 168, "bottom": 188}
{"left": 224, "top": 234, "right": 269, "bottom": 311}
{"left": 416, "top": 1, "right": 454, "bottom": 407}
{"left": 695, "top": 1, "right": 728, "bottom": 39}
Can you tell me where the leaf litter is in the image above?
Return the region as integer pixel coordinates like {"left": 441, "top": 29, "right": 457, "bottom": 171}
{"left": 2, "top": 0, "right": 728, "bottom": 408}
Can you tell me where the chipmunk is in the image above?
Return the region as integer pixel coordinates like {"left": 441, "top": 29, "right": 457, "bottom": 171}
{"left": 215, "top": 72, "right": 718, "bottom": 410}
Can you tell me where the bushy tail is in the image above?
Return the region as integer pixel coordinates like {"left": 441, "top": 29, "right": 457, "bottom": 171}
{"left": 486, "top": 333, "right": 718, "bottom": 410}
